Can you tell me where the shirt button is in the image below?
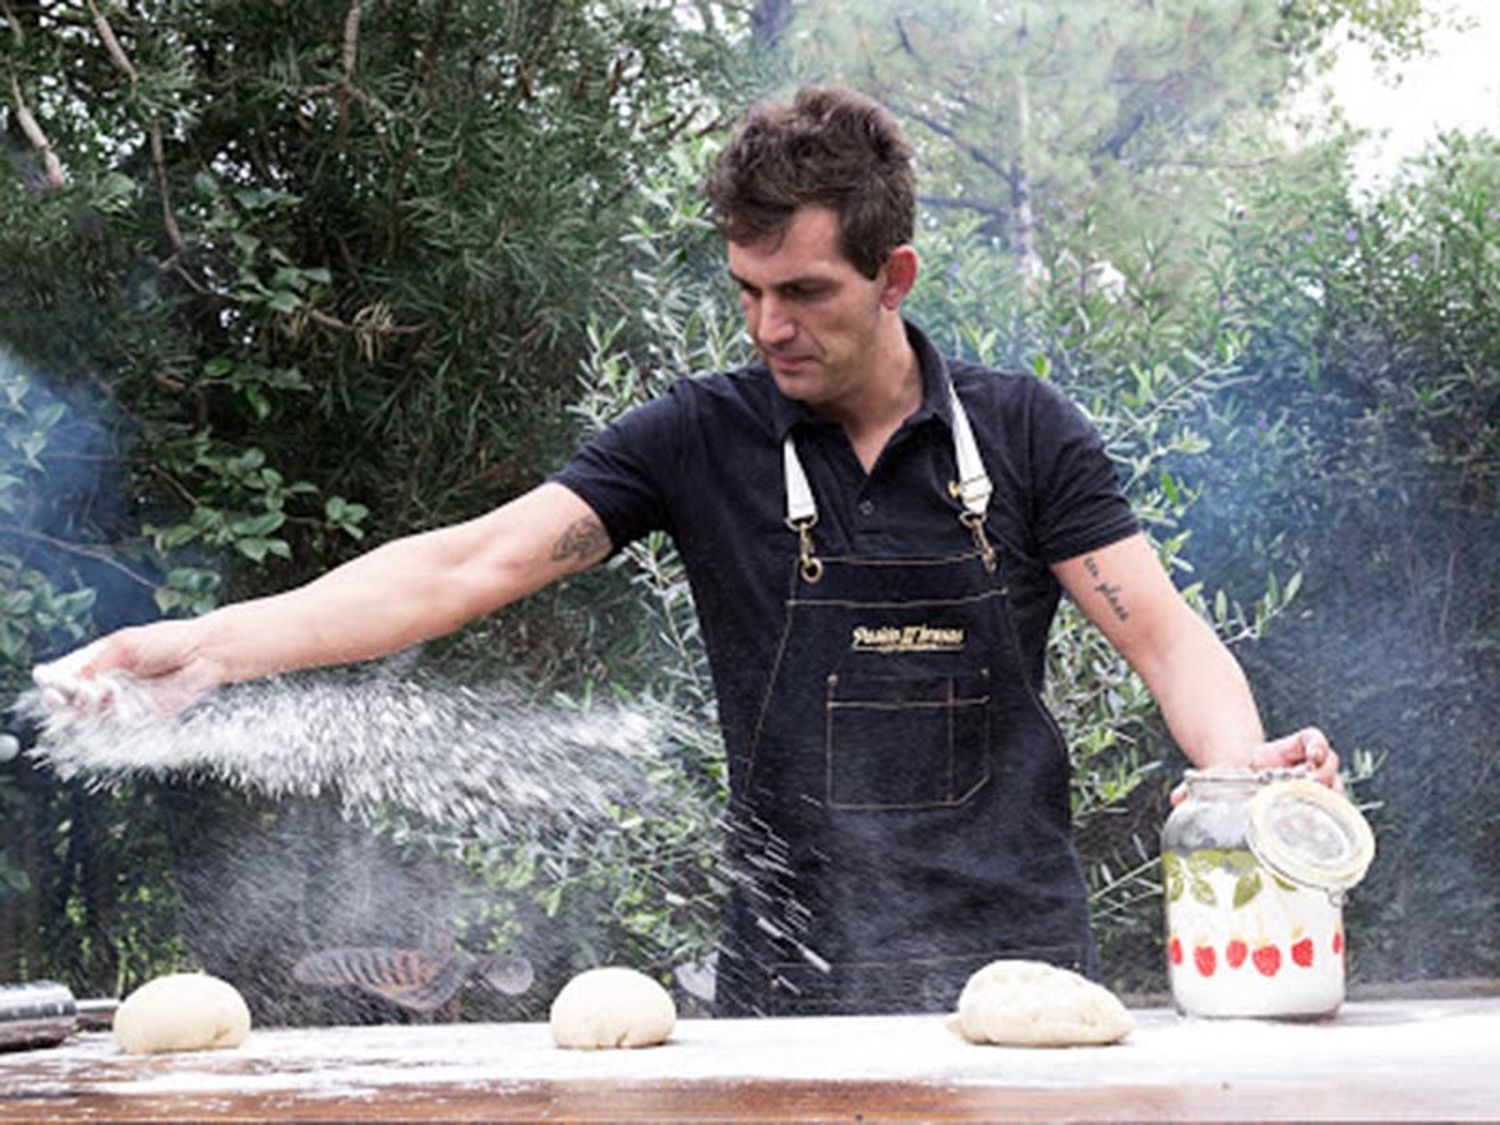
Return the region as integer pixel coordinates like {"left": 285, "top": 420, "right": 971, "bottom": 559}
{"left": 858, "top": 499, "right": 876, "bottom": 516}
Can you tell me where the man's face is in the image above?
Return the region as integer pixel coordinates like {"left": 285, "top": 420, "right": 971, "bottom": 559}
{"left": 727, "top": 206, "right": 890, "bottom": 412}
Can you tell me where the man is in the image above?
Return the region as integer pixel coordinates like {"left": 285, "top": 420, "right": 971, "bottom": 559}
{"left": 44, "top": 86, "right": 1338, "bottom": 1016}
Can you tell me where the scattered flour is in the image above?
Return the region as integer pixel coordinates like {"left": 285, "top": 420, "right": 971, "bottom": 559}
{"left": 17, "top": 673, "right": 683, "bottom": 839}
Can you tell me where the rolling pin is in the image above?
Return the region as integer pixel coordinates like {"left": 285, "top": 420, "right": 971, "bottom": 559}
{"left": 0, "top": 980, "right": 117, "bottom": 1051}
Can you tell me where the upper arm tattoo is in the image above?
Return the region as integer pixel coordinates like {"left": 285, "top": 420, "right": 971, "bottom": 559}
{"left": 1083, "top": 554, "right": 1131, "bottom": 623}
{"left": 550, "top": 515, "right": 610, "bottom": 568}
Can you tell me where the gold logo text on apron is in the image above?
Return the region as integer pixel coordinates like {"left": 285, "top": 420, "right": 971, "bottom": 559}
{"left": 850, "top": 625, "right": 966, "bottom": 653}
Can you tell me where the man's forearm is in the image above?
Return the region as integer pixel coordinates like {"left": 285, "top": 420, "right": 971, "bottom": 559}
{"left": 45, "top": 484, "right": 607, "bottom": 720}
{"left": 1054, "top": 537, "right": 1337, "bottom": 787}
{"left": 191, "top": 535, "right": 480, "bottom": 683}
{"left": 1141, "top": 613, "right": 1266, "bottom": 770}
{"left": 186, "top": 483, "right": 609, "bottom": 685}
{"left": 1055, "top": 536, "right": 1267, "bottom": 770}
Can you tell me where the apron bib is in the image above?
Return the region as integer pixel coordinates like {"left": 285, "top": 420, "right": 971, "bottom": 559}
{"left": 715, "top": 382, "right": 1096, "bottom": 1016}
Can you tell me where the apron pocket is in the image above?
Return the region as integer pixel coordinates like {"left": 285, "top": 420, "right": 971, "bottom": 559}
{"left": 825, "top": 669, "right": 991, "bottom": 810}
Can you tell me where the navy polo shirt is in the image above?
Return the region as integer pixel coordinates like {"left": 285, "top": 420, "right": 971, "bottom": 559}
{"left": 551, "top": 321, "right": 1139, "bottom": 766}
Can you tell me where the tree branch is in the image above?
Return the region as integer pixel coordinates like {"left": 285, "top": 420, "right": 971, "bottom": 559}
{"left": 85, "top": 2, "right": 186, "bottom": 255}
{"left": 893, "top": 15, "right": 921, "bottom": 61}
{"left": 147, "top": 124, "right": 187, "bottom": 255}
{"left": 304, "top": 0, "right": 365, "bottom": 136}
{"left": 424, "top": 0, "right": 451, "bottom": 92}
{"left": 1153, "top": 155, "right": 1282, "bottom": 171}
{"left": 1, "top": 0, "right": 23, "bottom": 40}
{"left": 7, "top": 71, "right": 66, "bottom": 190}
{"left": 897, "top": 102, "right": 1013, "bottom": 184}
{"left": 0, "top": 524, "right": 156, "bottom": 591}
{"left": 86, "top": 0, "right": 137, "bottom": 86}
{"left": 917, "top": 193, "right": 1009, "bottom": 222}
{"left": 335, "top": 0, "right": 360, "bottom": 138}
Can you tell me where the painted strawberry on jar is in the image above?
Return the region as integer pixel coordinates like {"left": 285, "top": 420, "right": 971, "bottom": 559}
{"left": 1194, "top": 945, "right": 1217, "bottom": 977}
{"left": 1291, "top": 936, "right": 1316, "bottom": 969}
{"left": 1226, "top": 939, "right": 1248, "bottom": 970}
{"left": 1252, "top": 943, "right": 1281, "bottom": 977}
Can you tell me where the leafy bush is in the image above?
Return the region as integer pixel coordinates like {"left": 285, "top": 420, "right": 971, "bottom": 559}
{"left": 1186, "top": 133, "right": 1500, "bottom": 982}
{"left": 0, "top": 0, "right": 745, "bottom": 1004}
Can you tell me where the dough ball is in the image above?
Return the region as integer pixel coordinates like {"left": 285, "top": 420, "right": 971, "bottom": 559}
{"left": 114, "top": 972, "right": 252, "bottom": 1054}
{"left": 549, "top": 966, "right": 676, "bottom": 1049}
{"left": 949, "top": 959, "right": 1133, "bottom": 1047}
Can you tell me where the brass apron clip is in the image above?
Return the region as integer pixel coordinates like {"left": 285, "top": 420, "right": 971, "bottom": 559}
{"left": 787, "top": 516, "right": 824, "bottom": 584}
{"left": 960, "top": 509, "right": 998, "bottom": 572}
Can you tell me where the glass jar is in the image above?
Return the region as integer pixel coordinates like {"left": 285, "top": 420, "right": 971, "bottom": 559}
{"left": 1161, "top": 769, "right": 1374, "bottom": 1019}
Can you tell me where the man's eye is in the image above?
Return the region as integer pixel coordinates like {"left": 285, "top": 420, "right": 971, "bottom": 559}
{"left": 786, "top": 285, "right": 828, "bottom": 301}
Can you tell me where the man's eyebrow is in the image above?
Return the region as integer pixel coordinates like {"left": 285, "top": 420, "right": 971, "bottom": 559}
{"left": 727, "top": 270, "right": 833, "bottom": 292}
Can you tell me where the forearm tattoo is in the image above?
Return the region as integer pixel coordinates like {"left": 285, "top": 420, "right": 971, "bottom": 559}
{"left": 1083, "top": 555, "right": 1131, "bottom": 622}
{"left": 550, "top": 516, "right": 609, "bottom": 567}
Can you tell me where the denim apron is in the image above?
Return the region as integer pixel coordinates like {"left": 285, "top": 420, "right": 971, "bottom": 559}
{"left": 714, "top": 379, "right": 1097, "bottom": 1016}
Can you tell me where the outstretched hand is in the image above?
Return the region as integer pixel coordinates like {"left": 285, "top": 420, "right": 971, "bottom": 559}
{"left": 1170, "top": 727, "right": 1342, "bottom": 805}
{"left": 32, "top": 622, "right": 222, "bottom": 721}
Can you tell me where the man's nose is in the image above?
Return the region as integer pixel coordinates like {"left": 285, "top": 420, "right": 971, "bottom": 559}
{"left": 756, "top": 296, "right": 797, "bottom": 345}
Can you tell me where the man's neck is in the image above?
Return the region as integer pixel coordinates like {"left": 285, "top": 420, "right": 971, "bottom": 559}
{"left": 833, "top": 320, "right": 923, "bottom": 472}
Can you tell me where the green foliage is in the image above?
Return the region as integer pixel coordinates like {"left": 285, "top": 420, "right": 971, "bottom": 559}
{"left": 1186, "top": 131, "right": 1500, "bottom": 982}
{"left": 0, "top": 0, "right": 749, "bottom": 1004}
{"left": 0, "top": 354, "right": 99, "bottom": 676}
{"left": 1279, "top": 0, "right": 1436, "bottom": 63}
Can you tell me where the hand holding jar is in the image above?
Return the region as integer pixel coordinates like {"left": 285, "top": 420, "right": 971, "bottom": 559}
{"left": 1172, "top": 726, "right": 1342, "bottom": 807}
{"left": 1247, "top": 727, "right": 1342, "bottom": 793}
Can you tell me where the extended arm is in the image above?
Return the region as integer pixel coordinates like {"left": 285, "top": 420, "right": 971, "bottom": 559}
{"left": 50, "top": 482, "right": 610, "bottom": 713}
{"left": 1053, "top": 533, "right": 1339, "bottom": 788}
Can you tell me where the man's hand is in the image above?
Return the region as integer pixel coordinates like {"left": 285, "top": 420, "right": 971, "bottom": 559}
{"left": 1169, "top": 726, "right": 1342, "bottom": 805}
{"left": 1246, "top": 726, "right": 1341, "bottom": 792}
{"left": 33, "top": 621, "right": 224, "bottom": 721}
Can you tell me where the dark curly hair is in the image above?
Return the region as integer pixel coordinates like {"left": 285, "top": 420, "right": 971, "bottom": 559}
{"left": 705, "top": 86, "right": 916, "bottom": 280}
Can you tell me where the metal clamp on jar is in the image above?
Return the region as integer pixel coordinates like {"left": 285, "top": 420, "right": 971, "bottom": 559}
{"left": 1161, "top": 769, "right": 1375, "bottom": 1019}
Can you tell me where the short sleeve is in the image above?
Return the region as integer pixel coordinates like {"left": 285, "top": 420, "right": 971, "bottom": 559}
{"left": 1027, "top": 381, "right": 1139, "bottom": 563}
{"left": 550, "top": 392, "right": 681, "bottom": 552}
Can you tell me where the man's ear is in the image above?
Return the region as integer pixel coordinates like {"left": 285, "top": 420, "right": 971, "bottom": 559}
{"left": 879, "top": 245, "right": 920, "bottom": 308}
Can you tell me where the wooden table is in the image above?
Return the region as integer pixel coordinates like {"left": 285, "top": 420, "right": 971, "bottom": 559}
{"left": 2, "top": 996, "right": 1496, "bottom": 1120}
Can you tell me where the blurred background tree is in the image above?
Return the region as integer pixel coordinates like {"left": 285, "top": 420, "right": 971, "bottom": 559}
{"left": 768, "top": 0, "right": 1430, "bottom": 299}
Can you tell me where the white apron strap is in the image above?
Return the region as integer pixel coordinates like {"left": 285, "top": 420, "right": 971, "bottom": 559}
{"left": 782, "top": 434, "right": 817, "bottom": 527}
{"left": 781, "top": 377, "right": 996, "bottom": 575}
{"left": 947, "top": 382, "right": 993, "bottom": 520}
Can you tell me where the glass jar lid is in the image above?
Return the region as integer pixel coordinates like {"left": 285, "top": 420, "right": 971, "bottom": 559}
{"left": 1247, "top": 778, "right": 1375, "bottom": 892}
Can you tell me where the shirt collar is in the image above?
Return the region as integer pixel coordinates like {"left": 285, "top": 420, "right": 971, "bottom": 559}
{"left": 768, "top": 319, "right": 955, "bottom": 440}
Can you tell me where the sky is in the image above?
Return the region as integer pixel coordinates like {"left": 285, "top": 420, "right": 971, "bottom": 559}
{"left": 1304, "top": 0, "right": 1500, "bottom": 189}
